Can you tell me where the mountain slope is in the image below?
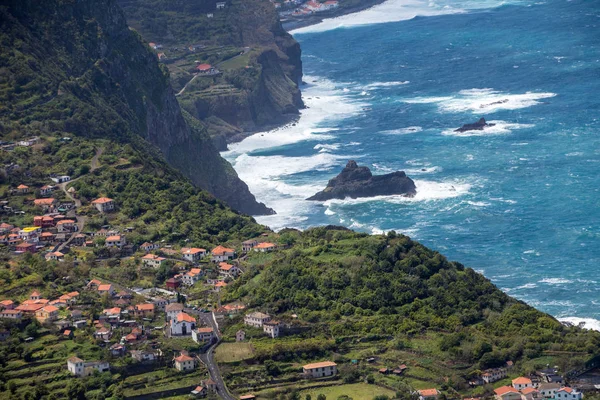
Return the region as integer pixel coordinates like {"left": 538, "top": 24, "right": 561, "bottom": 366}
{"left": 118, "top": 0, "right": 304, "bottom": 147}
{"left": 0, "top": 0, "right": 273, "bottom": 215}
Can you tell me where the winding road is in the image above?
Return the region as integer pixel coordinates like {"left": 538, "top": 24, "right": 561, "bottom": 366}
{"left": 196, "top": 312, "right": 236, "bottom": 400}
{"left": 57, "top": 147, "right": 103, "bottom": 251}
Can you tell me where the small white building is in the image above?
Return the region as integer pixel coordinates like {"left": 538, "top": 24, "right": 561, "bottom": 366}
{"left": 482, "top": 368, "right": 507, "bottom": 384}
{"left": 91, "top": 197, "right": 115, "bottom": 213}
{"left": 181, "top": 268, "right": 203, "bottom": 286}
{"left": 181, "top": 247, "right": 207, "bottom": 263}
{"left": 242, "top": 239, "right": 258, "bottom": 252}
{"left": 105, "top": 235, "right": 126, "bottom": 248}
{"left": 539, "top": 384, "right": 561, "bottom": 399}
{"left": 303, "top": 361, "right": 337, "bottom": 378}
{"left": 236, "top": 329, "right": 246, "bottom": 342}
{"left": 50, "top": 175, "right": 71, "bottom": 184}
{"left": 244, "top": 312, "right": 271, "bottom": 328}
{"left": 555, "top": 388, "right": 583, "bottom": 400}
{"left": 218, "top": 262, "right": 240, "bottom": 279}
{"left": 142, "top": 254, "right": 166, "bottom": 268}
{"left": 254, "top": 242, "right": 276, "bottom": 252}
{"left": 216, "top": 1, "right": 226, "bottom": 9}
{"left": 513, "top": 377, "right": 534, "bottom": 391}
{"left": 211, "top": 245, "right": 235, "bottom": 262}
{"left": 174, "top": 353, "right": 195, "bottom": 371}
{"left": 67, "top": 357, "right": 110, "bottom": 377}
{"left": 192, "top": 327, "right": 215, "bottom": 343}
{"left": 263, "top": 320, "right": 280, "bottom": 338}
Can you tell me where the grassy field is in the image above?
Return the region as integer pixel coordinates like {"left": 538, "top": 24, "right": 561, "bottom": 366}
{"left": 215, "top": 342, "right": 255, "bottom": 363}
{"left": 300, "top": 383, "right": 396, "bottom": 400}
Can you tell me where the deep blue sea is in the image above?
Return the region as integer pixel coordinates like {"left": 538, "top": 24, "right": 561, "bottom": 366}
{"left": 224, "top": 0, "right": 600, "bottom": 327}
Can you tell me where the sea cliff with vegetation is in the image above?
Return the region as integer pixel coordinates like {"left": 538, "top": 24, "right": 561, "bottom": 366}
{"left": 0, "top": 0, "right": 599, "bottom": 399}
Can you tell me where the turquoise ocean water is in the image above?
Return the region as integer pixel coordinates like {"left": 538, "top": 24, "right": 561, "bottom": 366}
{"left": 224, "top": 0, "right": 600, "bottom": 326}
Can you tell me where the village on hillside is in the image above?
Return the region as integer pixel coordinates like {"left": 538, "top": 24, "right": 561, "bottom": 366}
{"left": 0, "top": 150, "right": 598, "bottom": 400}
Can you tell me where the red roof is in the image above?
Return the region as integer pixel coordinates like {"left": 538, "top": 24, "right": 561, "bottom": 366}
{"left": 97, "top": 284, "right": 112, "bottom": 291}
{"left": 182, "top": 247, "right": 206, "bottom": 255}
{"left": 176, "top": 312, "right": 196, "bottom": 323}
{"left": 495, "top": 386, "right": 519, "bottom": 396}
{"left": 92, "top": 197, "right": 114, "bottom": 204}
{"left": 34, "top": 198, "right": 55, "bottom": 205}
{"left": 106, "top": 235, "right": 122, "bottom": 241}
{"left": 522, "top": 388, "right": 539, "bottom": 395}
{"left": 212, "top": 245, "right": 234, "bottom": 255}
{"left": 512, "top": 377, "right": 532, "bottom": 385}
{"left": 196, "top": 63, "right": 212, "bottom": 71}
{"left": 17, "top": 184, "right": 29, "bottom": 189}
{"left": 175, "top": 354, "right": 194, "bottom": 362}
{"left": 136, "top": 303, "right": 155, "bottom": 311}
{"left": 219, "top": 262, "right": 234, "bottom": 271}
{"left": 255, "top": 242, "right": 276, "bottom": 249}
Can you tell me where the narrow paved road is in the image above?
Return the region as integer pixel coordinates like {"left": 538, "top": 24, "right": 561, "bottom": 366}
{"left": 197, "top": 312, "right": 235, "bottom": 400}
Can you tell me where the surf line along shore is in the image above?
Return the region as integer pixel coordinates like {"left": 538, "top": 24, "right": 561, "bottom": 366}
{"left": 281, "top": 0, "right": 388, "bottom": 32}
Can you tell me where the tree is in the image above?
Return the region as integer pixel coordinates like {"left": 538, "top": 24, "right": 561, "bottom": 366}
{"left": 317, "top": 395, "right": 326, "bottom": 400}
{"left": 7, "top": 380, "right": 16, "bottom": 394}
{"left": 306, "top": 395, "right": 312, "bottom": 400}
{"left": 66, "top": 379, "right": 86, "bottom": 400}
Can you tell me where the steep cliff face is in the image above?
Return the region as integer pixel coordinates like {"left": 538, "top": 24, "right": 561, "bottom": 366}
{"left": 0, "top": 0, "right": 273, "bottom": 215}
{"left": 118, "top": 0, "right": 304, "bottom": 145}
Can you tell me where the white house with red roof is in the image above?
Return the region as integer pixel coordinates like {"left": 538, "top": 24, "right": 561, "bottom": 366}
{"left": 170, "top": 312, "right": 196, "bottom": 336}
{"left": 218, "top": 262, "right": 240, "bottom": 278}
{"left": 105, "top": 235, "right": 126, "bottom": 248}
{"left": 513, "top": 377, "right": 534, "bottom": 391}
{"left": 181, "top": 247, "right": 207, "bottom": 263}
{"left": 91, "top": 197, "right": 115, "bottom": 213}
{"left": 174, "top": 352, "right": 195, "bottom": 371}
{"left": 192, "top": 327, "right": 215, "bottom": 343}
{"left": 495, "top": 386, "right": 521, "bottom": 400}
{"left": 142, "top": 254, "right": 166, "bottom": 268}
{"left": 254, "top": 242, "right": 276, "bottom": 252}
{"left": 555, "top": 388, "right": 582, "bottom": 400}
{"left": 303, "top": 361, "right": 337, "bottom": 378}
{"left": 211, "top": 245, "right": 235, "bottom": 262}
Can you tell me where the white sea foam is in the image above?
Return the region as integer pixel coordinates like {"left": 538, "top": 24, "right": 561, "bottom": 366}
{"left": 292, "top": 0, "right": 525, "bottom": 34}
{"left": 539, "top": 278, "right": 573, "bottom": 285}
{"left": 381, "top": 126, "right": 423, "bottom": 135}
{"left": 363, "top": 81, "right": 410, "bottom": 89}
{"left": 402, "top": 88, "right": 556, "bottom": 114}
{"left": 514, "top": 283, "right": 538, "bottom": 290}
{"left": 223, "top": 76, "right": 367, "bottom": 230}
{"left": 314, "top": 143, "right": 341, "bottom": 153}
{"left": 558, "top": 317, "right": 600, "bottom": 331}
{"left": 442, "top": 120, "right": 535, "bottom": 137}
{"left": 225, "top": 76, "right": 365, "bottom": 154}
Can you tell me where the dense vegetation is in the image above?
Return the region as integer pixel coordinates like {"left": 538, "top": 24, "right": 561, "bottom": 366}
{"left": 224, "top": 228, "right": 600, "bottom": 372}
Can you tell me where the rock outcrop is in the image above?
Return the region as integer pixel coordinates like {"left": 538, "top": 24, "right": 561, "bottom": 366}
{"left": 454, "top": 118, "right": 495, "bottom": 133}
{"left": 307, "top": 161, "right": 416, "bottom": 201}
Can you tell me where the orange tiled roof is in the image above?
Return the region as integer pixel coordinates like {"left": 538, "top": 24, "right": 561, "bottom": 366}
{"left": 211, "top": 245, "right": 234, "bottom": 255}
{"left": 92, "top": 197, "right": 114, "bottom": 204}
{"left": 176, "top": 312, "right": 195, "bottom": 323}
{"left": 495, "top": 386, "right": 519, "bottom": 396}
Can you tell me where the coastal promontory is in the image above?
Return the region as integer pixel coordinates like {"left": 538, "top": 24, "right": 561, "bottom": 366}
{"left": 307, "top": 160, "right": 417, "bottom": 201}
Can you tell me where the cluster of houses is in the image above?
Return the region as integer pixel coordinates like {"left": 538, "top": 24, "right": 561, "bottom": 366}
{"left": 141, "top": 240, "right": 277, "bottom": 293}
{"left": 0, "top": 136, "right": 41, "bottom": 151}
{"left": 0, "top": 290, "right": 79, "bottom": 324}
{"left": 277, "top": 0, "right": 339, "bottom": 17}
{"left": 494, "top": 376, "right": 582, "bottom": 400}
{"left": 0, "top": 183, "right": 120, "bottom": 255}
